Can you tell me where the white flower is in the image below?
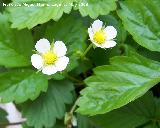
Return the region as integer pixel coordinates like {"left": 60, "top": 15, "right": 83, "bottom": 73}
{"left": 88, "top": 19, "right": 117, "bottom": 48}
{"left": 31, "top": 38, "right": 69, "bottom": 75}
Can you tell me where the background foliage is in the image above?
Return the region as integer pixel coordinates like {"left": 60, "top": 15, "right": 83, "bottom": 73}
{"left": 0, "top": 0, "right": 160, "bottom": 128}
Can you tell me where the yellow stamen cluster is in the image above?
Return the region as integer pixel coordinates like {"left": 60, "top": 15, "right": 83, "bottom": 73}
{"left": 93, "top": 30, "right": 106, "bottom": 44}
{"left": 43, "top": 51, "right": 57, "bottom": 65}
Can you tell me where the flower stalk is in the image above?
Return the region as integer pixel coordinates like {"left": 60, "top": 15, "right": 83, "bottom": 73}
{"left": 81, "top": 43, "right": 93, "bottom": 59}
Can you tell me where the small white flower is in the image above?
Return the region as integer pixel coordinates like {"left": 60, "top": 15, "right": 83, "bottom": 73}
{"left": 31, "top": 38, "right": 69, "bottom": 75}
{"left": 88, "top": 19, "right": 117, "bottom": 48}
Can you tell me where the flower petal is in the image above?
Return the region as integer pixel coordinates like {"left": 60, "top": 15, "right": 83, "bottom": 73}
{"left": 92, "top": 19, "right": 103, "bottom": 32}
{"left": 35, "top": 38, "right": 50, "bottom": 54}
{"left": 92, "top": 41, "right": 102, "bottom": 48}
{"left": 42, "top": 65, "right": 57, "bottom": 75}
{"left": 104, "top": 26, "right": 117, "bottom": 40}
{"left": 88, "top": 27, "right": 94, "bottom": 40}
{"left": 55, "top": 56, "right": 69, "bottom": 71}
{"left": 102, "top": 40, "right": 117, "bottom": 48}
{"left": 53, "top": 41, "right": 67, "bottom": 57}
{"left": 31, "top": 54, "right": 43, "bottom": 69}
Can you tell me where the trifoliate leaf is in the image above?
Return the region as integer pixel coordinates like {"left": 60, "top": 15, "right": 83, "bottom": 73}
{"left": 44, "top": 15, "right": 87, "bottom": 71}
{"left": 7, "top": 0, "right": 76, "bottom": 29}
{"left": 91, "top": 92, "right": 160, "bottom": 128}
{"left": 118, "top": 0, "right": 160, "bottom": 52}
{"left": 77, "top": 52, "right": 160, "bottom": 115}
{"left": 0, "top": 70, "right": 48, "bottom": 103}
{"left": 0, "top": 13, "right": 34, "bottom": 68}
{"left": 76, "top": 0, "right": 117, "bottom": 19}
{"left": 22, "top": 80, "right": 74, "bottom": 128}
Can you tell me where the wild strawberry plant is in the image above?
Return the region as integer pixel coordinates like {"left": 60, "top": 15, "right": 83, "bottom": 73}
{"left": 0, "top": 0, "right": 160, "bottom": 128}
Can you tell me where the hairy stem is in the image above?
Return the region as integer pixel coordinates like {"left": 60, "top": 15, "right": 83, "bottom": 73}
{"left": 66, "top": 74, "right": 82, "bottom": 83}
{"left": 81, "top": 43, "right": 93, "bottom": 59}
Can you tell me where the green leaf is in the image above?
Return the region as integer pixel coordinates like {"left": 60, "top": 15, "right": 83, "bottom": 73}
{"left": 0, "top": 108, "right": 8, "bottom": 124}
{"left": 91, "top": 92, "right": 160, "bottom": 128}
{"left": 77, "top": 114, "right": 93, "bottom": 128}
{"left": 77, "top": 52, "right": 160, "bottom": 115}
{"left": 76, "top": 0, "right": 117, "bottom": 19}
{"left": 118, "top": 0, "right": 160, "bottom": 52}
{"left": 0, "top": 70, "right": 48, "bottom": 103}
{"left": 8, "top": 0, "right": 75, "bottom": 29}
{"left": 0, "top": 13, "right": 34, "bottom": 67}
{"left": 22, "top": 80, "right": 74, "bottom": 128}
{"left": 52, "top": 73, "right": 66, "bottom": 80}
{"left": 44, "top": 15, "right": 87, "bottom": 71}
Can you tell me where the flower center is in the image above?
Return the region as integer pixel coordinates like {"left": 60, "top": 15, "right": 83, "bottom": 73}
{"left": 93, "top": 30, "right": 106, "bottom": 44}
{"left": 43, "top": 51, "right": 57, "bottom": 65}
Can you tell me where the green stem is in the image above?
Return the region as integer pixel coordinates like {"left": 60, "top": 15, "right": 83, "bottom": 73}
{"left": 81, "top": 43, "right": 93, "bottom": 59}
{"left": 65, "top": 97, "right": 80, "bottom": 128}
{"left": 70, "top": 97, "right": 79, "bottom": 114}
{"left": 66, "top": 74, "right": 82, "bottom": 83}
